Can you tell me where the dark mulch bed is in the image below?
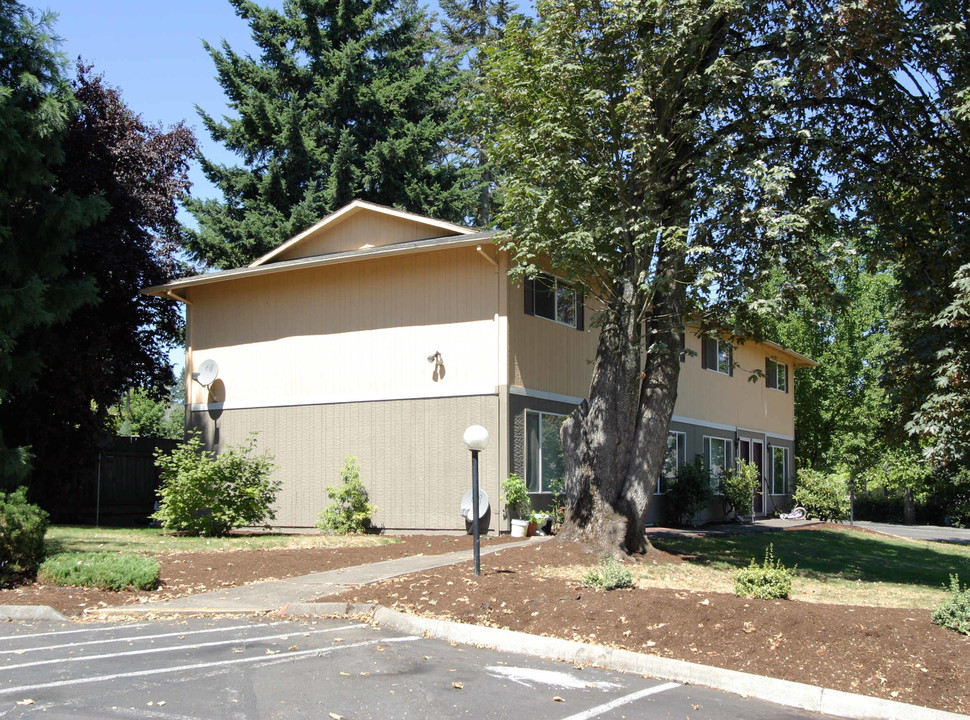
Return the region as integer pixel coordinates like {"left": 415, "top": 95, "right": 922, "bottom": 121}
{"left": 324, "top": 537, "right": 970, "bottom": 715}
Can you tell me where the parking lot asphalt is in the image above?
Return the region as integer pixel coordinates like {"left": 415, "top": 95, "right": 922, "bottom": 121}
{"left": 0, "top": 520, "right": 963, "bottom": 720}
{"left": 0, "top": 616, "right": 827, "bottom": 720}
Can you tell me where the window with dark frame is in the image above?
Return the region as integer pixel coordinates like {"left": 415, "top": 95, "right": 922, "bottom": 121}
{"left": 701, "top": 336, "right": 733, "bottom": 375}
{"left": 524, "top": 273, "right": 584, "bottom": 329}
{"left": 766, "top": 358, "right": 789, "bottom": 393}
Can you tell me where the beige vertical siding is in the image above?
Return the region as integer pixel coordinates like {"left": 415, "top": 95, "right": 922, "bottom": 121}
{"left": 189, "top": 395, "right": 501, "bottom": 529}
{"left": 676, "top": 333, "right": 797, "bottom": 436}
{"left": 185, "top": 246, "right": 501, "bottom": 409}
{"left": 507, "top": 278, "right": 599, "bottom": 399}
{"left": 506, "top": 294, "right": 801, "bottom": 438}
{"left": 273, "top": 212, "right": 464, "bottom": 262}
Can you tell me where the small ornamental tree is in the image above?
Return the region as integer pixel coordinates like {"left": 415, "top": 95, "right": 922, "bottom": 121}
{"left": 721, "top": 460, "right": 761, "bottom": 520}
{"left": 317, "top": 457, "right": 377, "bottom": 534}
{"left": 152, "top": 433, "right": 279, "bottom": 536}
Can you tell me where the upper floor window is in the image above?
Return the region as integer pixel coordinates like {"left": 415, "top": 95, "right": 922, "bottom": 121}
{"left": 766, "top": 359, "right": 789, "bottom": 393}
{"left": 701, "top": 336, "right": 733, "bottom": 376}
{"left": 524, "top": 273, "right": 584, "bottom": 330}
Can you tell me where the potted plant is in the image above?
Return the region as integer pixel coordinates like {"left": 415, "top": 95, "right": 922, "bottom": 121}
{"left": 501, "top": 473, "right": 532, "bottom": 537}
{"left": 529, "top": 509, "right": 551, "bottom": 536}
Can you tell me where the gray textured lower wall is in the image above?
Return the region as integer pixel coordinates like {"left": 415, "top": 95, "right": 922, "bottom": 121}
{"left": 189, "top": 395, "right": 501, "bottom": 530}
{"left": 504, "top": 399, "right": 794, "bottom": 526}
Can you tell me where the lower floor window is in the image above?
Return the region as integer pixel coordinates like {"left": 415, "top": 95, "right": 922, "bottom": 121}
{"left": 705, "top": 436, "right": 734, "bottom": 490}
{"left": 658, "top": 431, "right": 686, "bottom": 494}
{"left": 526, "top": 411, "right": 566, "bottom": 493}
{"left": 771, "top": 446, "right": 789, "bottom": 495}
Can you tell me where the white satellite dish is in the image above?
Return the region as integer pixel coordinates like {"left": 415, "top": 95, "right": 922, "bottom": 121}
{"left": 193, "top": 359, "right": 219, "bottom": 387}
{"left": 460, "top": 489, "right": 489, "bottom": 521}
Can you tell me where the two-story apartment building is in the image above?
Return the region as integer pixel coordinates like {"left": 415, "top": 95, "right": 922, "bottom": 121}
{"left": 145, "top": 201, "right": 814, "bottom": 530}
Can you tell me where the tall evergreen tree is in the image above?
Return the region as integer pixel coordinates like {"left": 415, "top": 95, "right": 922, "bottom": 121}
{"left": 439, "top": 0, "right": 513, "bottom": 226}
{"left": 186, "top": 0, "right": 469, "bottom": 269}
{"left": 0, "top": 1, "right": 101, "bottom": 487}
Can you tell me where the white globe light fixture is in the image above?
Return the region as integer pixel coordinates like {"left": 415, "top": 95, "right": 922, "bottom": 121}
{"left": 463, "top": 424, "right": 489, "bottom": 452}
{"left": 463, "top": 424, "right": 489, "bottom": 575}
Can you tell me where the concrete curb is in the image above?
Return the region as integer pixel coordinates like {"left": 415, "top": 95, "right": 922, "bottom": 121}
{"left": 288, "top": 602, "right": 966, "bottom": 720}
{"left": 0, "top": 604, "right": 68, "bottom": 622}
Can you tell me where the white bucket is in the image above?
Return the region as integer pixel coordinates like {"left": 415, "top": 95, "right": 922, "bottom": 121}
{"left": 510, "top": 519, "right": 529, "bottom": 537}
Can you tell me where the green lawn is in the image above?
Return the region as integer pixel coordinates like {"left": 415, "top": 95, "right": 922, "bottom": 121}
{"left": 652, "top": 525, "right": 970, "bottom": 591}
{"left": 45, "top": 525, "right": 397, "bottom": 556}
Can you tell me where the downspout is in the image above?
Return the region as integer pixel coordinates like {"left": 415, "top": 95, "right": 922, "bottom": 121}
{"left": 477, "top": 245, "right": 498, "bottom": 267}
{"left": 166, "top": 290, "right": 192, "bottom": 305}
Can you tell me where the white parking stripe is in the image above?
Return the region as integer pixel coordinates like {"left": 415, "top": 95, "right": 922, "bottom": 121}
{"left": 0, "top": 622, "right": 288, "bottom": 655}
{"left": 0, "top": 635, "right": 421, "bottom": 697}
{"left": 558, "top": 682, "right": 682, "bottom": 720}
{"left": 0, "top": 624, "right": 150, "bottom": 642}
{"left": 0, "top": 623, "right": 365, "bottom": 671}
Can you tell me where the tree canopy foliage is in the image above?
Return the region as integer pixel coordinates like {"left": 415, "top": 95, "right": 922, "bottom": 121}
{"left": 0, "top": 1, "right": 102, "bottom": 486}
{"left": 439, "top": 0, "right": 514, "bottom": 227}
{"left": 482, "top": 0, "right": 970, "bottom": 553}
{"left": 0, "top": 61, "right": 195, "bottom": 515}
{"left": 185, "top": 0, "right": 475, "bottom": 268}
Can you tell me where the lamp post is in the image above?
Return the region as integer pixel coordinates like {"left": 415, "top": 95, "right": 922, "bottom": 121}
{"left": 463, "top": 424, "right": 489, "bottom": 576}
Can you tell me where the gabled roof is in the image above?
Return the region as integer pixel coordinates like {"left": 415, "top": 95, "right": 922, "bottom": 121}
{"left": 248, "top": 200, "right": 477, "bottom": 267}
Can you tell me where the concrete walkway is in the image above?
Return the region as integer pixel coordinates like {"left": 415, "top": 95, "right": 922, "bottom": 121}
{"left": 96, "top": 537, "right": 540, "bottom": 616}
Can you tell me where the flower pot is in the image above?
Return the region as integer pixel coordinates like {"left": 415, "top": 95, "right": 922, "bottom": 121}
{"left": 527, "top": 521, "right": 538, "bottom": 536}
{"left": 510, "top": 518, "right": 529, "bottom": 537}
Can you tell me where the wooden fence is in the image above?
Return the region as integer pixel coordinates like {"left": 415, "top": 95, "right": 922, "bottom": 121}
{"left": 93, "top": 436, "right": 179, "bottom": 526}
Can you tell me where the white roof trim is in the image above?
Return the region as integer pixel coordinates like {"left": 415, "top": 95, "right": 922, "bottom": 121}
{"left": 143, "top": 231, "right": 497, "bottom": 296}
{"left": 760, "top": 339, "right": 817, "bottom": 368}
{"left": 249, "top": 200, "right": 477, "bottom": 268}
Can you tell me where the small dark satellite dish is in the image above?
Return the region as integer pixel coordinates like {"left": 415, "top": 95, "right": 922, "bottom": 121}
{"left": 193, "top": 359, "right": 219, "bottom": 387}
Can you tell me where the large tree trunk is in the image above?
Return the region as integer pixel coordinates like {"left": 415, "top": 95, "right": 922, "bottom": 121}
{"left": 557, "top": 273, "right": 685, "bottom": 556}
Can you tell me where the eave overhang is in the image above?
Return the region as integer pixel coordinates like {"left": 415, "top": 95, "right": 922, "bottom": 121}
{"left": 143, "top": 231, "right": 498, "bottom": 298}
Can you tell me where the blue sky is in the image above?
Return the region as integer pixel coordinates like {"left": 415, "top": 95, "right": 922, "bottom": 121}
{"left": 41, "top": 0, "right": 275, "bottom": 208}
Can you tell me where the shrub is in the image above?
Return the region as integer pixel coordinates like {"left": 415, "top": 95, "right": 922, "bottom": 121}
{"left": 501, "top": 473, "right": 532, "bottom": 519}
{"left": 38, "top": 552, "right": 160, "bottom": 591}
{"left": 666, "top": 459, "right": 714, "bottom": 526}
{"left": 734, "top": 544, "right": 795, "bottom": 599}
{"left": 582, "top": 557, "right": 634, "bottom": 590}
{"left": 720, "top": 460, "right": 761, "bottom": 519}
{"left": 317, "top": 457, "right": 377, "bottom": 534}
{"left": 152, "top": 433, "right": 279, "bottom": 536}
{"left": 793, "top": 468, "right": 850, "bottom": 521}
{"left": 932, "top": 574, "right": 970, "bottom": 635}
{"left": 0, "top": 486, "right": 49, "bottom": 583}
